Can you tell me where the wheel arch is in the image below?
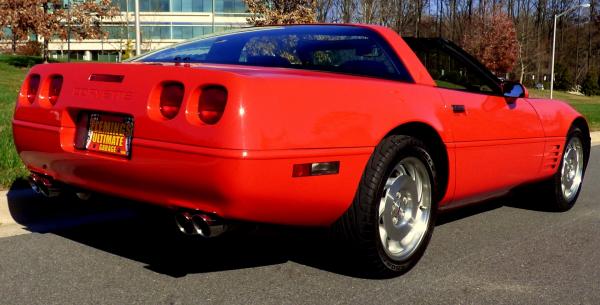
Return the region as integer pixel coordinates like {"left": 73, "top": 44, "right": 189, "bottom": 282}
{"left": 571, "top": 116, "right": 591, "bottom": 164}
{"left": 383, "top": 122, "right": 449, "bottom": 202}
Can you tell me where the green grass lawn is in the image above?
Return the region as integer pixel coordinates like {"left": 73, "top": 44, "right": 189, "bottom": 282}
{"left": 529, "top": 89, "right": 600, "bottom": 131}
{"left": 0, "top": 62, "right": 28, "bottom": 189}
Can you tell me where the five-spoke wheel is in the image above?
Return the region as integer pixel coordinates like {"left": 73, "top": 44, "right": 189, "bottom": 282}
{"left": 378, "top": 157, "right": 432, "bottom": 261}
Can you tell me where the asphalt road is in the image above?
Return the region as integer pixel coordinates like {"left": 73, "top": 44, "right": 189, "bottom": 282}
{"left": 0, "top": 147, "right": 599, "bottom": 305}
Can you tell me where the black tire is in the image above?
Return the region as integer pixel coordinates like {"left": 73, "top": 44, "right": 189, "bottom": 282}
{"left": 542, "top": 127, "right": 589, "bottom": 212}
{"left": 333, "top": 135, "right": 438, "bottom": 277}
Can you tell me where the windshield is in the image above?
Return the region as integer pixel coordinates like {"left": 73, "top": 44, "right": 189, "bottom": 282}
{"left": 135, "top": 25, "right": 412, "bottom": 81}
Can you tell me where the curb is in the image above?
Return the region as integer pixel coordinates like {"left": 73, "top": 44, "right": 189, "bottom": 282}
{"left": 592, "top": 131, "right": 600, "bottom": 146}
{"left": 0, "top": 191, "right": 15, "bottom": 226}
{"left": 0, "top": 190, "right": 28, "bottom": 238}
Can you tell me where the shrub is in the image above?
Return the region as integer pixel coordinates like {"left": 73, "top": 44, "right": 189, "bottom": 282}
{"left": 16, "top": 41, "right": 43, "bottom": 57}
{"left": 0, "top": 55, "right": 57, "bottom": 68}
{"left": 581, "top": 71, "right": 600, "bottom": 96}
{"left": 553, "top": 63, "right": 574, "bottom": 91}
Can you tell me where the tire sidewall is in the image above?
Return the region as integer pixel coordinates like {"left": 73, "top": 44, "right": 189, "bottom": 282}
{"left": 373, "top": 137, "right": 439, "bottom": 273}
{"left": 553, "top": 127, "right": 587, "bottom": 210}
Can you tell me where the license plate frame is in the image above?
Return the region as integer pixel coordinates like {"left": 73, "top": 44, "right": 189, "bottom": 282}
{"left": 83, "top": 113, "right": 134, "bottom": 158}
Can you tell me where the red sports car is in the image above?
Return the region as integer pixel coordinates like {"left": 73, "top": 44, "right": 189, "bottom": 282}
{"left": 13, "top": 24, "right": 590, "bottom": 276}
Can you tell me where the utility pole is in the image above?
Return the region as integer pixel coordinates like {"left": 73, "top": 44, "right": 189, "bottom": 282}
{"left": 66, "top": 0, "right": 71, "bottom": 62}
{"left": 550, "top": 3, "right": 590, "bottom": 99}
{"left": 126, "top": 0, "right": 130, "bottom": 40}
{"left": 212, "top": 0, "right": 216, "bottom": 33}
{"left": 135, "top": 0, "right": 141, "bottom": 56}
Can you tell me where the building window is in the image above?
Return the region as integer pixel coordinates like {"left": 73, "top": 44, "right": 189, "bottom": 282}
{"left": 139, "top": 0, "right": 169, "bottom": 12}
{"left": 141, "top": 26, "right": 171, "bottom": 39}
{"left": 172, "top": 26, "right": 211, "bottom": 39}
{"left": 217, "top": 0, "right": 246, "bottom": 13}
{"left": 112, "top": 0, "right": 245, "bottom": 13}
{"left": 113, "top": 0, "right": 133, "bottom": 12}
{"left": 172, "top": 0, "right": 210, "bottom": 12}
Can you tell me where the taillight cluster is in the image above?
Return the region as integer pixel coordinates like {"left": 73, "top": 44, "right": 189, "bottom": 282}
{"left": 159, "top": 82, "right": 185, "bottom": 120}
{"left": 199, "top": 86, "right": 228, "bottom": 125}
{"left": 48, "top": 75, "right": 63, "bottom": 105}
{"left": 158, "top": 82, "right": 228, "bottom": 125}
{"left": 24, "top": 74, "right": 63, "bottom": 106}
{"left": 26, "top": 74, "right": 40, "bottom": 104}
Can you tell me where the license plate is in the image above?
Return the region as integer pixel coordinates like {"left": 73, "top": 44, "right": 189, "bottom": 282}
{"left": 85, "top": 113, "right": 133, "bottom": 157}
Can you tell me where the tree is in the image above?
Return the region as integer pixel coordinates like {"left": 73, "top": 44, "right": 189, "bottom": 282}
{"left": 0, "top": 0, "right": 119, "bottom": 61}
{"left": 36, "top": 0, "right": 120, "bottom": 61}
{"left": 461, "top": 10, "right": 518, "bottom": 74}
{"left": 244, "top": 0, "right": 318, "bottom": 26}
{"left": 0, "top": 0, "right": 39, "bottom": 53}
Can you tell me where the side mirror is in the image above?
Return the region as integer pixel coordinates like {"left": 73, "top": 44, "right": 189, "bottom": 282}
{"left": 502, "top": 81, "right": 529, "bottom": 98}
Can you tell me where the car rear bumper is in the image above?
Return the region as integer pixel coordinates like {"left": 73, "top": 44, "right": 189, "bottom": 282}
{"left": 13, "top": 119, "right": 373, "bottom": 226}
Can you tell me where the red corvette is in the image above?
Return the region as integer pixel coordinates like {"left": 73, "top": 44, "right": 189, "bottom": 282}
{"left": 13, "top": 24, "right": 590, "bottom": 275}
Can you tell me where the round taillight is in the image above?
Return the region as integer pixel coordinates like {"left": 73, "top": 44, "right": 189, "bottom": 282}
{"left": 199, "top": 86, "right": 227, "bottom": 125}
{"left": 27, "top": 74, "right": 40, "bottom": 104}
{"left": 159, "top": 82, "right": 184, "bottom": 120}
{"left": 48, "top": 75, "right": 63, "bottom": 105}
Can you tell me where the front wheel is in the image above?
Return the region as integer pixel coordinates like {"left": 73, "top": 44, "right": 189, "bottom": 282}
{"left": 334, "top": 135, "right": 438, "bottom": 276}
{"left": 545, "top": 127, "right": 588, "bottom": 211}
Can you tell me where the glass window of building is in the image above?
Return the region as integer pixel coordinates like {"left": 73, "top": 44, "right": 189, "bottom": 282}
{"left": 113, "top": 0, "right": 133, "bottom": 11}
{"left": 217, "top": 0, "right": 246, "bottom": 13}
{"left": 141, "top": 26, "right": 170, "bottom": 39}
{"left": 138, "top": 0, "right": 169, "bottom": 12}
{"left": 173, "top": 26, "right": 211, "bottom": 39}
{"left": 172, "top": 0, "right": 212, "bottom": 12}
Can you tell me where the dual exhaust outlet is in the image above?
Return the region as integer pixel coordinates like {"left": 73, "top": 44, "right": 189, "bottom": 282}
{"left": 29, "top": 172, "right": 62, "bottom": 198}
{"left": 29, "top": 173, "right": 226, "bottom": 238}
{"left": 29, "top": 173, "right": 91, "bottom": 200}
{"left": 175, "top": 211, "right": 227, "bottom": 238}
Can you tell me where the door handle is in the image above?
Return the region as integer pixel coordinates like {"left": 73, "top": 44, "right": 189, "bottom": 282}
{"left": 452, "top": 104, "right": 466, "bottom": 113}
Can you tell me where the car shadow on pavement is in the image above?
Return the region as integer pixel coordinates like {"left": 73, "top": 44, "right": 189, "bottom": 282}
{"left": 5, "top": 179, "right": 371, "bottom": 278}
{"left": 3, "top": 178, "right": 555, "bottom": 279}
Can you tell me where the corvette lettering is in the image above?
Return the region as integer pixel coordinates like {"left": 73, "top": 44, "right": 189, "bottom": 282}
{"left": 73, "top": 87, "right": 133, "bottom": 101}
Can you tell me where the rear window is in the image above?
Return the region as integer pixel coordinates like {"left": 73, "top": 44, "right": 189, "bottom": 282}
{"left": 136, "top": 25, "right": 412, "bottom": 82}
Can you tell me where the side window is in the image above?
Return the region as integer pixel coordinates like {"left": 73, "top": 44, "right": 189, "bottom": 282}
{"left": 138, "top": 26, "right": 413, "bottom": 82}
{"left": 407, "top": 40, "right": 500, "bottom": 95}
{"left": 305, "top": 41, "right": 398, "bottom": 79}
{"left": 237, "top": 34, "right": 400, "bottom": 79}
{"left": 238, "top": 36, "right": 302, "bottom": 67}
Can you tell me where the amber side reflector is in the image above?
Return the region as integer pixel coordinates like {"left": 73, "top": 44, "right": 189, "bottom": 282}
{"left": 89, "top": 74, "right": 125, "bottom": 83}
{"left": 292, "top": 162, "right": 340, "bottom": 177}
{"left": 48, "top": 75, "right": 63, "bottom": 105}
{"left": 27, "top": 74, "right": 41, "bottom": 104}
{"left": 160, "top": 82, "right": 185, "bottom": 119}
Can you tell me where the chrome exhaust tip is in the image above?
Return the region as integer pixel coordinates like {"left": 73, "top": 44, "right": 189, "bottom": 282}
{"left": 191, "top": 213, "right": 227, "bottom": 238}
{"left": 29, "top": 173, "right": 61, "bottom": 198}
{"left": 28, "top": 176, "right": 41, "bottom": 194}
{"left": 175, "top": 211, "right": 196, "bottom": 235}
{"left": 175, "top": 211, "right": 227, "bottom": 238}
{"left": 75, "top": 191, "right": 92, "bottom": 201}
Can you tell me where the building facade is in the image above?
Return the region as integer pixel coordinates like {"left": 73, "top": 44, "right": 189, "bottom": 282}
{"left": 49, "top": 0, "right": 250, "bottom": 61}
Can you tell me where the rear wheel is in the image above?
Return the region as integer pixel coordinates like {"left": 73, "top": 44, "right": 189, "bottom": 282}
{"left": 335, "top": 135, "right": 438, "bottom": 276}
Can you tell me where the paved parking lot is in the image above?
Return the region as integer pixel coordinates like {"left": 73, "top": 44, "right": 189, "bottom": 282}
{"left": 0, "top": 146, "right": 599, "bottom": 305}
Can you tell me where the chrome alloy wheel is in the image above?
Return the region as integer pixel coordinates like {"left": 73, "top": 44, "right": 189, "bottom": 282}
{"left": 561, "top": 137, "right": 584, "bottom": 202}
{"left": 378, "top": 157, "right": 432, "bottom": 261}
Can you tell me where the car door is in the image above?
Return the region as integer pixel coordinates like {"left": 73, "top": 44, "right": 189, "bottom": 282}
{"left": 440, "top": 89, "right": 545, "bottom": 203}
{"left": 406, "top": 38, "right": 545, "bottom": 203}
